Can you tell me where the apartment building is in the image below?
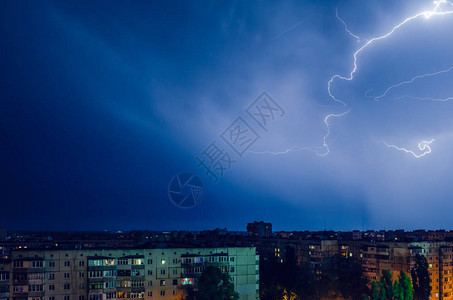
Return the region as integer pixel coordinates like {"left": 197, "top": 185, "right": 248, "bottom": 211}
{"left": 246, "top": 222, "right": 272, "bottom": 238}
{"left": 0, "top": 259, "right": 10, "bottom": 300}
{"left": 295, "top": 240, "right": 453, "bottom": 299}
{"left": 6, "top": 247, "right": 258, "bottom": 300}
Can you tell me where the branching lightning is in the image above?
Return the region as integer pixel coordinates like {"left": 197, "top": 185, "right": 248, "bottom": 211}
{"left": 382, "top": 139, "right": 435, "bottom": 158}
{"left": 328, "top": 0, "right": 453, "bottom": 106}
{"left": 373, "top": 65, "right": 453, "bottom": 101}
{"left": 396, "top": 95, "right": 453, "bottom": 102}
{"left": 326, "top": 0, "right": 452, "bottom": 158}
{"left": 253, "top": 0, "right": 453, "bottom": 158}
{"left": 318, "top": 111, "right": 350, "bottom": 156}
{"left": 336, "top": 7, "right": 362, "bottom": 42}
{"left": 249, "top": 110, "right": 350, "bottom": 157}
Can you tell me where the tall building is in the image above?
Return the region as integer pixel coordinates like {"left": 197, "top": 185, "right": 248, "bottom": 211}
{"left": 246, "top": 222, "right": 272, "bottom": 238}
{"left": 5, "top": 247, "right": 259, "bottom": 300}
{"left": 0, "top": 259, "right": 10, "bottom": 300}
{"left": 295, "top": 240, "right": 453, "bottom": 299}
{"left": 0, "top": 228, "right": 6, "bottom": 242}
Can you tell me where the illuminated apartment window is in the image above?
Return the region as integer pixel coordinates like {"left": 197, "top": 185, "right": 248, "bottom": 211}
{"left": 117, "top": 281, "right": 131, "bottom": 288}
{"left": 160, "top": 280, "right": 165, "bottom": 286}
{"left": 161, "top": 259, "right": 166, "bottom": 265}
{"left": 90, "top": 282, "right": 103, "bottom": 290}
{"left": 105, "top": 281, "right": 116, "bottom": 289}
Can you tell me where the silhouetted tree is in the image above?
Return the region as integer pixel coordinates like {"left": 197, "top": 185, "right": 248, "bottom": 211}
{"left": 260, "top": 248, "right": 369, "bottom": 300}
{"left": 369, "top": 270, "right": 413, "bottom": 300}
{"left": 380, "top": 270, "right": 394, "bottom": 300}
{"left": 335, "top": 256, "right": 370, "bottom": 300}
{"left": 411, "top": 254, "right": 431, "bottom": 300}
{"left": 371, "top": 281, "right": 379, "bottom": 300}
{"left": 393, "top": 280, "right": 404, "bottom": 300}
{"left": 399, "top": 271, "right": 413, "bottom": 300}
{"left": 187, "top": 265, "right": 239, "bottom": 300}
{"left": 378, "top": 281, "right": 387, "bottom": 300}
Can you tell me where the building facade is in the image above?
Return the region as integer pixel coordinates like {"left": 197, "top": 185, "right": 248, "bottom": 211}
{"left": 246, "top": 222, "right": 272, "bottom": 238}
{"left": 294, "top": 240, "right": 453, "bottom": 299}
{"left": 4, "top": 247, "right": 258, "bottom": 300}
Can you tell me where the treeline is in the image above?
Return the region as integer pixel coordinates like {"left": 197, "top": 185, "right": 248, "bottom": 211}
{"left": 367, "top": 270, "right": 412, "bottom": 300}
{"left": 367, "top": 254, "right": 431, "bottom": 300}
{"left": 260, "top": 247, "right": 368, "bottom": 300}
{"left": 260, "top": 248, "right": 431, "bottom": 300}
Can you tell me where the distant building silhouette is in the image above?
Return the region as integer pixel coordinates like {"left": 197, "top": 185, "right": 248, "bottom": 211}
{"left": 247, "top": 221, "right": 272, "bottom": 238}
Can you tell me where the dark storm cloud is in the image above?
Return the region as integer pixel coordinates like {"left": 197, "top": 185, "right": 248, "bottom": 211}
{"left": 1, "top": 0, "right": 453, "bottom": 231}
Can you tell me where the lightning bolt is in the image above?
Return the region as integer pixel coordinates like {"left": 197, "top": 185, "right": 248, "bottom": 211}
{"left": 396, "top": 95, "right": 453, "bottom": 102}
{"left": 328, "top": 0, "right": 453, "bottom": 106}
{"left": 318, "top": 111, "right": 350, "bottom": 156}
{"left": 253, "top": 0, "right": 453, "bottom": 158}
{"left": 273, "top": 18, "right": 311, "bottom": 40}
{"left": 382, "top": 139, "right": 435, "bottom": 158}
{"left": 372, "top": 65, "right": 453, "bottom": 101}
{"left": 329, "top": 0, "right": 452, "bottom": 158}
{"left": 249, "top": 110, "right": 350, "bottom": 157}
{"left": 336, "top": 7, "right": 361, "bottom": 42}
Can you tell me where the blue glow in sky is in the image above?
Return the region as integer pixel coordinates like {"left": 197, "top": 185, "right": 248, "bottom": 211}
{"left": 1, "top": 0, "right": 453, "bottom": 231}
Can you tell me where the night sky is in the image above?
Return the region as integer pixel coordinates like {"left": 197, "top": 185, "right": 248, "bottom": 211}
{"left": 2, "top": 0, "right": 453, "bottom": 231}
